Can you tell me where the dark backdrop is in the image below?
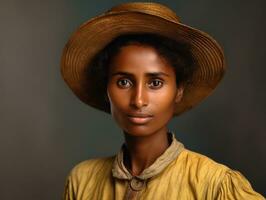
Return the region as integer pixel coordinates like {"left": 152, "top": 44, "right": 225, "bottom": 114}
{"left": 0, "top": 0, "right": 265, "bottom": 199}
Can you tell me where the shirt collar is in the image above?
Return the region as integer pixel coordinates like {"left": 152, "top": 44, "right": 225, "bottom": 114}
{"left": 112, "top": 131, "right": 184, "bottom": 180}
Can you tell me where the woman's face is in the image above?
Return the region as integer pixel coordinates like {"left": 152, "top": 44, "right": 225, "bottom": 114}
{"left": 107, "top": 44, "right": 184, "bottom": 137}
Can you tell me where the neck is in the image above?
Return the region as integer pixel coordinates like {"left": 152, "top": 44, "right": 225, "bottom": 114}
{"left": 123, "top": 127, "right": 170, "bottom": 176}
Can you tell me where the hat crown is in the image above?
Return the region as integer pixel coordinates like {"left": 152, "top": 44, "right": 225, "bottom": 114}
{"left": 108, "top": 2, "right": 180, "bottom": 23}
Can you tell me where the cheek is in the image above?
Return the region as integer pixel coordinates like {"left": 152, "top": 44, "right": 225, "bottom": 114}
{"left": 152, "top": 87, "right": 176, "bottom": 115}
{"left": 107, "top": 84, "right": 129, "bottom": 114}
{"left": 107, "top": 86, "right": 132, "bottom": 130}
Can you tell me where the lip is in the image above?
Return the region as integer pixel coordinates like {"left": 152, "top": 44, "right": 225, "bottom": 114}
{"left": 127, "top": 113, "right": 153, "bottom": 124}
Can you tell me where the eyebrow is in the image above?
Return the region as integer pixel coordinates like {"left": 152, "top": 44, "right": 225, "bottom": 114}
{"left": 110, "top": 71, "right": 170, "bottom": 77}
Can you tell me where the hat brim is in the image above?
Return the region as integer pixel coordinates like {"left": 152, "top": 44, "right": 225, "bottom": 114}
{"left": 61, "top": 11, "right": 225, "bottom": 116}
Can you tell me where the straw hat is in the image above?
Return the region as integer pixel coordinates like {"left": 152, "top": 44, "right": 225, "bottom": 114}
{"left": 61, "top": 2, "right": 225, "bottom": 116}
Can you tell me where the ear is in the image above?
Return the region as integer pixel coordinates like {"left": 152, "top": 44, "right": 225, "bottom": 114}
{"left": 175, "top": 85, "right": 184, "bottom": 104}
{"left": 105, "top": 90, "right": 110, "bottom": 103}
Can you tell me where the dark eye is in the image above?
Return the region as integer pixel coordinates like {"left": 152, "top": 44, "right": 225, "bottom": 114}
{"left": 117, "top": 79, "right": 132, "bottom": 88}
{"left": 148, "top": 79, "right": 163, "bottom": 89}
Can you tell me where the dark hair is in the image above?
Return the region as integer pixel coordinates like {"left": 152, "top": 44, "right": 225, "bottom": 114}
{"left": 87, "top": 33, "right": 196, "bottom": 111}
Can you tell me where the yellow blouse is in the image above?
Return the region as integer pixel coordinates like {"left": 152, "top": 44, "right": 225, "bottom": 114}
{"left": 63, "top": 134, "right": 264, "bottom": 200}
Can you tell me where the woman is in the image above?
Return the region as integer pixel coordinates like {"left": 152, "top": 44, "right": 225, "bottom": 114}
{"left": 61, "top": 2, "right": 264, "bottom": 200}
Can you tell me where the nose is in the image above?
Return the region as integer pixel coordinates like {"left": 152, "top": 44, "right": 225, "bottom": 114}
{"left": 130, "top": 83, "right": 148, "bottom": 109}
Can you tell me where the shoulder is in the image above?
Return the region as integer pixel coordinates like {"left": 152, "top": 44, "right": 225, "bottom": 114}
{"left": 177, "top": 149, "right": 229, "bottom": 176}
{"left": 65, "top": 156, "right": 115, "bottom": 188}
{"left": 166, "top": 148, "right": 230, "bottom": 194}
{"left": 174, "top": 149, "right": 265, "bottom": 199}
{"left": 171, "top": 149, "right": 228, "bottom": 196}
{"left": 69, "top": 156, "right": 115, "bottom": 180}
{"left": 63, "top": 156, "right": 115, "bottom": 199}
{"left": 216, "top": 168, "right": 265, "bottom": 199}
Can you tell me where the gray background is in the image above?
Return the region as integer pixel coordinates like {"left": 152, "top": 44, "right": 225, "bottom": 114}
{"left": 0, "top": 0, "right": 265, "bottom": 199}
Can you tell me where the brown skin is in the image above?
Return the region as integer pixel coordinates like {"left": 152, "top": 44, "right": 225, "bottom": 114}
{"left": 107, "top": 44, "right": 184, "bottom": 176}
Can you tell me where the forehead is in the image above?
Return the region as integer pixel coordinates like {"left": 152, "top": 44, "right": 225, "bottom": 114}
{"left": 109, "top": 44, "right": 175, "bottom": 75}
